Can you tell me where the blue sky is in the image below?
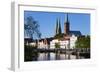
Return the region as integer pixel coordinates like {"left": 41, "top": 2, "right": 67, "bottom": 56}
{"left": 24, "top": 11, "right": 90, "bottom": 38}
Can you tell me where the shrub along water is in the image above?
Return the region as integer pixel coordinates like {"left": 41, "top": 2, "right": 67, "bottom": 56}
{"left": 24, "top": 45, "right": 38, "bottom": 62}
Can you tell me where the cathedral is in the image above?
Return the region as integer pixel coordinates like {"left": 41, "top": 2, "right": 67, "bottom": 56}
{"left": 55, "top": 14, "right": 81, "bottom": 38}
{"left": 49, "top": 14, "right": 82, "bottom": 49}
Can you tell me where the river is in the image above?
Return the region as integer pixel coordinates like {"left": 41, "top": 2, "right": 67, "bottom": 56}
{"left": 36, "top": 52, "right": 84, "bottom": 61}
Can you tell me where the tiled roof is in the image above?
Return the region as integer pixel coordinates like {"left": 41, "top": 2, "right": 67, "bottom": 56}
{"left": 69, "top": 31, "right": 82, "bottom": 36}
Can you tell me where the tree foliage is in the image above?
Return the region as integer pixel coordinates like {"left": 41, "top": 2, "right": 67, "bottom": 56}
{"left": 24, "top": 16, "right": 41, "bottom": 39}
{"left": 24, "top": 45, "right": 38, "bottom": 61}
{"left": 54, "top": 34, "right": 63, "bottom": 40}
{"left": 75, "top": 35, "right": 90, "bottom": 49}
{"left": 55, "top": 42, "right": 60, "bottom": 48}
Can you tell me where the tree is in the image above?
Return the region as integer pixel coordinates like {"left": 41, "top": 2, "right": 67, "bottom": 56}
{"left": 55, "top": 42, "right": 60, "bottom": 48}
{"left": 24, "top": 16, "right": 41, "bottom": 39}
{"left": 55, "top": 42, "right": 60, "bottom": 60}
{"left": 85, "top": 35, "right": 90, "bottom": 48}
{"left": 54, "top": 34, "right": 63, "bottom": 40}
{"left": 75, "top": 35, "right": 90, "bottom": 58}
{"left": 75, "top": 35, "right": 90, "bottom": 49}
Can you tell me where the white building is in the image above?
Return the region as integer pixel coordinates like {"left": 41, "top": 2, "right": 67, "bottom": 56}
{"left": 50, "top": 39, "right": 59, "bottom": 49}
{"left": 70, "top": 35, "right": 77, "bottom": 49}
{"left": 38, "top": 41, "right": 49, "bottom": 49}
{"left": 27, "top": 35, "right": 77, "bottom": 49}
{"left": 29, "top": 42, "right": 36, "bottom": 47}
{"left": 50, "top": 35, "right": 77, "bottom": 49}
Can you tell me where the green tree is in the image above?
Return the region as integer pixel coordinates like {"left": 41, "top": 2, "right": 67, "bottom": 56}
{"left": 24, "top": 16, "right": 41, "bottom": 61}
{"left": 84, "top": 35, "right": 90, "bottom": 48}
{"left": 24, "top": 45, "right": 38, "bottom": 61}
{"left": 75, "top": 35, "right": 90, "bottom": 49}
{"left": 54, "top": 34, "right": 63, "bottom": 40}
{"left": 55, "top": 42, "right": 60, "bottom": 48}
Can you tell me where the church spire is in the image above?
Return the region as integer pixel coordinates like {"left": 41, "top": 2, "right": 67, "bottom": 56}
{"left": 55, "top": 18, "right": 59, "bottom": 35}
{"left": 58, "top": 18, "right": 62, "bottom": 34}
{"left": 67, "top": 13, "right": 69, "bottom": 23}
{"left": 64, "top": 13, "right": 70, "bottom": 35}
{"left": 55, "top": 18, "right": 62, "bottom": 35}
{"left": 65, "top": 13, "right": 69, "bottom": 24}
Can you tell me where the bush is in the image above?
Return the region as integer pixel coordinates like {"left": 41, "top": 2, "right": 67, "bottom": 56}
{"left": 24, "top": 45, "right": 38, "bottom": 61}
{"left": 55, "top": 43, "right": 60, "bottom": 48}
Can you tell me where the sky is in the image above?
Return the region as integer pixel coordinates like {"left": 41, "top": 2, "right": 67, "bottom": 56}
{"left": 24, "top": 11, "right": 90, "bottom": 39}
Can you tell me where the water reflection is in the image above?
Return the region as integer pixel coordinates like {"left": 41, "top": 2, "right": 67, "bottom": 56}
{"left": 25, "top": 47, "right": 90, "bottom": 61}
{"left": 36, "top": 52, "right": 84, "bottom": 61}
{"left": 37, "top": 53, "right": 55, "bottom": 61}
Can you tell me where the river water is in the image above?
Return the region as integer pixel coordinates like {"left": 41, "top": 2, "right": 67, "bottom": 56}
{"left": 36, "top": 53, "right": 84, "bottom": 61}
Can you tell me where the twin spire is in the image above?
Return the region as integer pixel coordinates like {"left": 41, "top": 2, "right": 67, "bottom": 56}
{"left": 55, "top": 18, "right": 62, "bottom": 35}
{"left": 55, "top": 13, "right": 69, "bottom": 35}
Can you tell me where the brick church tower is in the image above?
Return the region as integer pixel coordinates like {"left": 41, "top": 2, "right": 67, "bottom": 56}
{"left": 64, "top": 14, "right": 70, "bottom": 35}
